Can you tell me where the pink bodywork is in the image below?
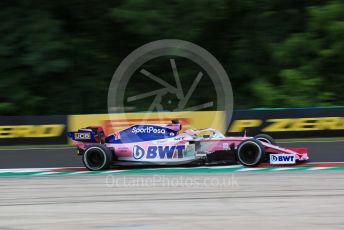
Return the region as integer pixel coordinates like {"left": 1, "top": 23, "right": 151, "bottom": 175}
{"left": 193, "top": 137, "right": 309, "bottom": 161}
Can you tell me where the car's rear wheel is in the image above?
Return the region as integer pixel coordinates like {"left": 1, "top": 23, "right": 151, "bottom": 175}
{"left": 236, "top": 139, "right": 265, "bottom": 167}
{"left": 83, "top": 144, "right": 113, "bottom": 171}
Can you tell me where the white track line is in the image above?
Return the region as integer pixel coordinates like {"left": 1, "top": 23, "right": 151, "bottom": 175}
{"left": 69, "top": 171, "right": 91, "bottom": 175}
{"left": 98, "top": 170, "right": 129, "bottom": 174}
{"left": 237, "top": 168, "right": 267, "bottom": 172}
{"left": 307, "top": 167, "right": 335, "bottom": 171}
{"left": 35, "top": 172, "right": 60, "bottom": 176}
{"left": 271, "top": 167, "right": 294, "bottom": 171}
{"left": 0, "top": 168, "right": 57, "bottom": 173}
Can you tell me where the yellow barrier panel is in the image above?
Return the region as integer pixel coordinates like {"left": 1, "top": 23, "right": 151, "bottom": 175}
{"left": 68, "top": 111, "right": 225, "bottom": 143}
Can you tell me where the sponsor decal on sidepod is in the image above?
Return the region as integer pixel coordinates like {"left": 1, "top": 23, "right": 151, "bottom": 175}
{"left": 133, "top": 145, "right": 186, "bottom": 159}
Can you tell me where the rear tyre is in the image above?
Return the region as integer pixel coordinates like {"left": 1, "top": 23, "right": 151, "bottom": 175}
{"left": 236, "top": 139, "right": 265, "bottom": 167}
{"left": 254, "top": 134, "right": 276, "bottom": 145}
{"left": 83, "top": 144, "right": 113, "bottom": 171}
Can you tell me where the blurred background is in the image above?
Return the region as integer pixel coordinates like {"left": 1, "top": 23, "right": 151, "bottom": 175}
{"left": 0, "top": 0, "right": 343, "bottom": 116}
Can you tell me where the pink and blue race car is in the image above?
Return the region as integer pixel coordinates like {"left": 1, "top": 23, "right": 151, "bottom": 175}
{"left": 68, "top": 119, "right": 309, "bottom": 171}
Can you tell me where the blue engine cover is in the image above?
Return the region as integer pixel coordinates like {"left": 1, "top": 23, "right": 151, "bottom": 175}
{"left": 106, "top": 125, "right": 177, "bottom": 144}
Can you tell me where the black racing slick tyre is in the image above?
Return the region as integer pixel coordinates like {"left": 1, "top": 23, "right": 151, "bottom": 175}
{"left": 236, "top": 139, "right": 266, "bottom": 167}
{"left": 83, "top": 144, "right": 113, "bottom": 171}
{"left": 254, "top": 134, "right": 276, "bottom": 145}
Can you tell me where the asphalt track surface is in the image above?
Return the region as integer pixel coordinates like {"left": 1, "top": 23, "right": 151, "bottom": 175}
{"left": 0, "top": 140, "right": 343, "bottom": 168}
{"left": 0, "top": 171, "right": 343, "bottom": 229}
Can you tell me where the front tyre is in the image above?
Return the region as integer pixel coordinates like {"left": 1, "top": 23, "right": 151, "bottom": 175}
{"left": 254, "top": 134, "right": 276, "bottom": 145}
{"left": 236, "top": 139, "right": 265, "bottom": 167}
{"left": 83, "top": 144, "right": 113, "bottom": 171}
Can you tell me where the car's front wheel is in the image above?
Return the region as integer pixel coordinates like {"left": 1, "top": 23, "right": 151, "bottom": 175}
{"left": 254, "top": 134, "right": 276, "bottom": 145}
{"left": 236, "top": 139, "right": 265, "bottom": 167}
{"left": 83, "top": 144, "right": 113, "bottom": 171}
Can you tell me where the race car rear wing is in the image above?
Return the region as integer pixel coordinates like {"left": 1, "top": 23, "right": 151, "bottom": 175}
{"left": 67, "top": 126, "right": 105, "bottom": 143}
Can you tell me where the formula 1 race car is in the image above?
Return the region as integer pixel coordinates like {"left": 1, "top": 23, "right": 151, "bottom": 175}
{"left": 68, "top": 119, "right": 309, "bottom": 171}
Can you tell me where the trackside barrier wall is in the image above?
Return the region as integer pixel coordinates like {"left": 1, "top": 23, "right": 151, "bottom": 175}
{"left": 226, "top": 107, "right": 344, "bottom": 138}
{"left": 0, "top": 107, "right": 343, "bottom": 145}
{"left": 0, "top": 116, "right": 67, "bottom": 145}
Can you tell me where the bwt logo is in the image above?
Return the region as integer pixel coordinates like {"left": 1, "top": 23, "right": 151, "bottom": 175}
{"left": 131, "top": 126, "right": 166, "bottom": 134}
{"left": 133, "top": 145, "right": 185, "bottom": 159}
{"left": 271, "top": 154, "right": 294, "bottom": 162}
